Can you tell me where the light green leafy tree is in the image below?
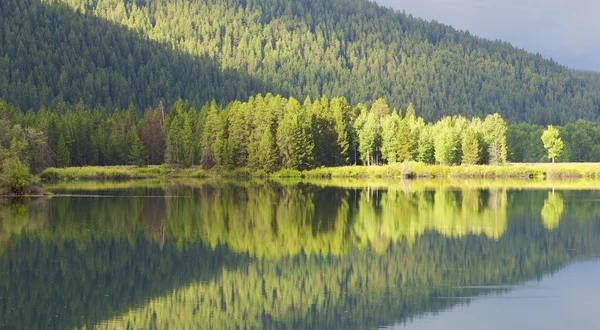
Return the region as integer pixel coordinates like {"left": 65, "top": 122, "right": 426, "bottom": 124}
{"left": 481, "top": 113, "right": 508, "bottom": 164}
{"left": 358, "top": 113, "right": 377, "bottom": 165}
{"left": 461, "top": 127, "right": 482, "bottom": 165}
{"left": 541, "top": 125, "right": 564, "bottom": 163}
{"left": 434, "top": 117, "right": 459, "bottom": 165}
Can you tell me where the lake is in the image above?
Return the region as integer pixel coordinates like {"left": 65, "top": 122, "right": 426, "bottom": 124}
{"left": 1, "top": 179, "right": 599, "bottom": 329}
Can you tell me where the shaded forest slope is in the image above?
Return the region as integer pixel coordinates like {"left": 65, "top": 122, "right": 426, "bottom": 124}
{"left": 0, "top": 0, "right": 270, "bottom": 112}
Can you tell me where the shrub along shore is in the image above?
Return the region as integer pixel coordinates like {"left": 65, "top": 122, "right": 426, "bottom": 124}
{"left": 38, "top": 163, "right": 600, "bottom": 182}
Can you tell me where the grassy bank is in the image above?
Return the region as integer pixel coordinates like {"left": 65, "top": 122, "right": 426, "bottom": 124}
{"left": 304, "top": 163, "right": 600, "bottom": 179}
{"left": 39, "top": 162, "right": 600, "bottom": 182}
{"left": 39, "top": 166, "right": 209, "bottom": 181}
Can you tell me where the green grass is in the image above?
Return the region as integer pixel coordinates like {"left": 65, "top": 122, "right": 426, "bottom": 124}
{"left": 39, "top": 162, "right": 600, "bottom": 182}
{"left": 305, "top": 163, "right": 600, "bottom": 179}
{"left": 40, "top": 166, "right": 171, "bottom": 181}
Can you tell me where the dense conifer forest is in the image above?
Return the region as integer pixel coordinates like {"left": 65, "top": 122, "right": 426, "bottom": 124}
{"left": 2, "top": 0, "right": 600, "bottom": 176}
{"left": 2, "top": 0, "right": 600, "bottom": 123}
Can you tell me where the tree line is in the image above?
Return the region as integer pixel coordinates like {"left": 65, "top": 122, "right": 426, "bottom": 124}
{"left": 2, "top": 0, "right": 600, "bottom": 124}
{"left": 1, "top": 94, "right": 516, "bottom": 174}
{"left": 2, "top": 93, "right": 596, "bottom": 177}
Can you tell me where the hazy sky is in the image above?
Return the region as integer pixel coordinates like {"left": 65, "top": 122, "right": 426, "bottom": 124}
{"left": 374, "top": 0, "right": 600, "bottom": 71}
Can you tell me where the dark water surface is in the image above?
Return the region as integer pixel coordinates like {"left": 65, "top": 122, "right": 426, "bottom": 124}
{"left": 1, "top": 179, "right": 600, "bottom": 329}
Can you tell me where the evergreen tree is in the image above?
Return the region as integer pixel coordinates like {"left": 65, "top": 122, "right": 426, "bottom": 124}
{"left": 55, "top": 134, "right": 71, "bottom": 168}
{"left": 396, "top": 117, "right": 414, "bottom": 162}
{"left": 227, "top": 102, "right": 251, "bottom": 167}
{"left": 277, "top": 98, "right": 315, "bottom": 170}
{"left": 417, "top": 125, "right": 435, "bottom": 164}
{"left": 127, "top": 129, "right": 147, "bottom": 166}
{"left": 330, "top": 97, "right": 351, "bottom": 165}
{"left": 182, "top": 113, "right": 194, "bottom": 167}
{"left": 107, "top": 131, "right": 125, "bottom": 165}
{"left": 257, "top": 124, "right": 279, "bottom": 172}
{"left": 166, "top": 115, "right": 182, "bottom": 166}
{"left": 200, "top": 103, "right": 222, "bottom": 168}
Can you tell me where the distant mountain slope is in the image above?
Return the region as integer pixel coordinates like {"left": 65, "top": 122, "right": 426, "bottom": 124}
{"left": 1, "top": 0, "right": 599, "bottom": 123}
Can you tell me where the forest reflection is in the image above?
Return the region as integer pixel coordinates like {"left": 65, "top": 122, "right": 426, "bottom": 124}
{"left": 1, "top": 180, "right": 599, "bottom": 329}
{"left": 2, "top": 180, "right": 513, "bottom": 257}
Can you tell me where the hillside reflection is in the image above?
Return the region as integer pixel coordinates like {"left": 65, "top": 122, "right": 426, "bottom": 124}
{"left": 1, "top": 180, "right": 600, "bottom": 329}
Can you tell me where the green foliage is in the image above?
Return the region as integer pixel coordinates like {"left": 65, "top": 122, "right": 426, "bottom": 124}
{"left": 276, "top": 98, "right": 315, "bottom": 170}
{"left": 257, "top": 124, "right": 279, "bottom": 172}
{"left": 6, "top": 88, "right": 600, "bottom": 174}
{"left": 55, "top": 134, "right": 71, "bottom": 168}
{"left": 4, "top": 0, "right": 600, "bottom": 124}
{"left": 356, "top": 111, "right": 378, "bottom": 165}
{"left": 506, "top": 123, "right": 546, "bottom": 162}
{"left": 396, "top": 116, "right": 415, "bottom": 162}
{"left": 0, "top": 158, "right": 31, "bottom": 195}
{"left": 461, "top": 128, "right": 482, "bottom": 165}
{"left": 39, "top": 166, "right": 166, "bottom": 181}
{"left": 381, "top": 111, "right": 400, "bottom": 164}
{"left": 417, "top": 125, "right": 435, "bottom": 164}
{"left": 481, "top": 113, "right": 508, "bottom": 164}
{"left": 127, "top": 129, "right": 147, "bottom": 166}
{"left": 541, "top": 125, "right": 564, "bottom": 163}
{"left": 200, "top": 104, "right": 223, "bottom": 168}
{"left": 434, "top": 117, "right": 460, "bottom": 165}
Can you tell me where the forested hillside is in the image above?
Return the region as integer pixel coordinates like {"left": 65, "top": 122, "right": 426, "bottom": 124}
{"left": 1, "top": 0, "right": 600, "bottom": 123}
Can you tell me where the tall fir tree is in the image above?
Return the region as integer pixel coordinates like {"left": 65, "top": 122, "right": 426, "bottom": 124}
{"left": 55, "top": 133, "right": 71, "bottom": 168}
{"left": 127, "top": 129, "right": 147, "bottom": 166}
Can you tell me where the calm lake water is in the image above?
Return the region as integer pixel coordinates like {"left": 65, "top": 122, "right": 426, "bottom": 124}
{"left": 1, "top": 179, "right": 600, "bottom": 329}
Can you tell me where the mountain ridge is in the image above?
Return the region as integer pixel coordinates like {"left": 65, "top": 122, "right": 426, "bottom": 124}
{"left": 1, "top": 0, "right": 599, "bottom": 123}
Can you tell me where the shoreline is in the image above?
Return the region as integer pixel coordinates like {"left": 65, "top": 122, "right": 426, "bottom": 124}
{"left": 37, "top": 162, "right": 600, "bottom": 182}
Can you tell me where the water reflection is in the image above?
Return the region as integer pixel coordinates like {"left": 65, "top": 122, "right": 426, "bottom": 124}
{"left": 1, "top": 180, "right": 600, "bottom": 329}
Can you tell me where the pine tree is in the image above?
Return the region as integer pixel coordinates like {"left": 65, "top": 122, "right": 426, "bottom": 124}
{"left": 417, "top": 125, "right": 435, "bottom": 164}
{"left": 257, "top": 124, "right": 279, "bottom": 172}
{"left": 277, "top": 98, "right": 314, "bottom": 170}
{"left": 166, "top": 115, "right": 182, "bottom": 165}
{"left": 107, "top": 131, "right": 125, "bottom": 165}
{"left": 227, "top": 102, "right": 251, "bottom": 167}
{"left": 330, "top": 97, "right": 351, "bottom": 165}
{"left": 200, "top": 103, "right": 221, "bottom": 168}
{"left": 127, "top": 129, "right": 147, "bottom": 166}
{"left": 182, "top": 113, "right": 194, "bottom": 167}
{"left": 396, "top": 117, "right": 414, "bottom": 162}
{"left": 55, "top": 133, "right": 71, "bottom": 168}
